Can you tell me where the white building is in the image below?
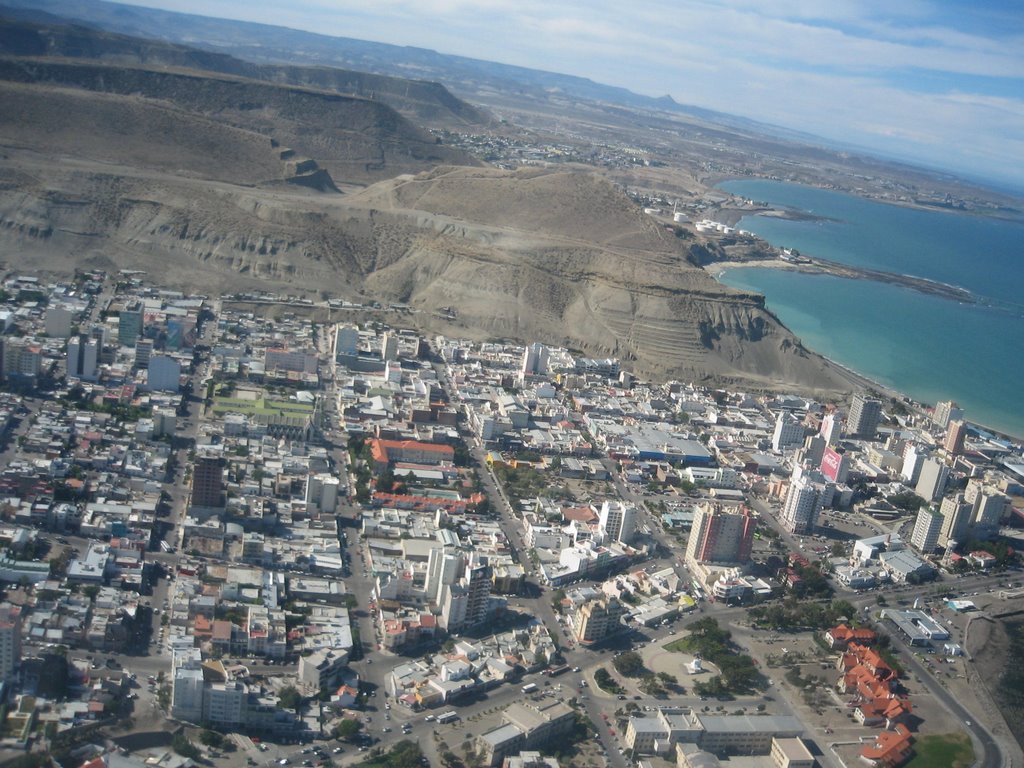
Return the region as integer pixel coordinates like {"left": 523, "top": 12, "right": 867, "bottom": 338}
{"left": 521, "top": 342, "right": 550, "bottom": 376}
{"left": 598, "top": 500, "right": 636, "bottom": 545}
{"left": 381, "top": 332, "right": 399, "bottom": 362}
{"left": 932, "top": 400, "right": 963, "bottom": 430}
{"left": 780, "top": 475, "right": 823, "bottom": 534}
{"left": 939, "top": 493, "right": 972, "bottom": 548}
{"left": 820, "top": 413, "right": 843, "bottom": 445}
{"left": 67, "top": 335, "right": 99, "bottom": 381}
{"left": 910, "top": 507, "right": 942, "bottom": 554}
{"left": 772, "top": 412, "right": 806, "bottom": 452}
{"left": 900, "top": 444, "right": 929, "bottom": 485}
{"left": 171, "top": 651, "right": 205, "bottom": 722}
{"left": 427, "top": 547, "right": 463, "bottom": 606}
{"left": 915, "top": 458, "right": 949, "bottom": 502}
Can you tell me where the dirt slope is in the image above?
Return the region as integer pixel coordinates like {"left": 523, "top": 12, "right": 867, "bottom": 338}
{"left": 0, "top": 57, "right": 478, "bottom": 185}
{"left": 0, "top": 12, "right": 490, "bottom": 128}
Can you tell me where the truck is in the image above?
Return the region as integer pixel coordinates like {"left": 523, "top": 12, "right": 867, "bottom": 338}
{"left": 521, "top": 683, "right": 539, "bottom": 694}
{"left": 437, "top": 711, "right": 459, "bottom": 724}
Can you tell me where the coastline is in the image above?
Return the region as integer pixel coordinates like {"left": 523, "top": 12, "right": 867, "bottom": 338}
{"left": 708, "top": 174, "right": 1024, "bottom": 224}
{"left": 706, "top": 253, "right": 975, "bottom": 304}
{"left": 709, "top": 263, "right": 1024, "bottom": 443}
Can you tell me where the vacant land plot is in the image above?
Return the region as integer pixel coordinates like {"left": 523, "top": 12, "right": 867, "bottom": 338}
{"left": 905, "top": 732, "right": 974, "bottom": 768}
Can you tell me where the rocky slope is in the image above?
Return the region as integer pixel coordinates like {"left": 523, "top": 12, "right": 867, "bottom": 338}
{"left": 0, "top": 138, "right": 849, "bottom": 391}
{"left": 0, "top": 12, "right": 490, "bottom": 128}
{"left": 0, "top": 24, "right": 850, "bottom": 392}
{"left": 0, "top": 56, "right": 478, "bottom": 186}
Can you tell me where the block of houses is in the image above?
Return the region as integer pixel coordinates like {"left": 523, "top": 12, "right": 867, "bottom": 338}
{"left": 825, "top": 623, "right": 877, "bottom": 650}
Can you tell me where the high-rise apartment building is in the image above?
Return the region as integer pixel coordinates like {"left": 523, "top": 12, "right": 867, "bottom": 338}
{"left": 848, "top": 394, "right": 882, "bottom": 439}
{"left": 900, "top": 444, "right": 928, "bottom": 485}
{"left": 135, "top": 338, "right": 154, "bottom": 369}
{"left": 966, "top": 480, "right": 1009, "bottom": 537}
{"left": 521, "top": 342, "right": 550, "bottom": 376}
{"left": 915, "top": 458, "right": 949, "bottom": 502}
{"left": 932, "top": 400, "right": 963, "bottom": 430}
{"left": 1, "top": 341, "right": 41, "bottom": 382}
{"left": 598, "top": 500, "right": 636, "bottom": 545}
{"left": 334, "top": 325, "right": 359, "bottom": 358}
{"left": 573, "top": 596, "right": 627, "bottom": 645}
{"left": 772, "top": 411, "right": 806, "bottom": 451}
{"left": 381, "top": 332, "right": 399, "bottom": 362}
{"left": 67, "top": 334, "right": 99, "bottom": 381}
{"left": 944, "top": 420, "right": 967, "bottom": 456}
{"left": 118, "top": 302, "right": 144, "bottom": 347}
{"left": 440, "top": 554, "right": 491, "bottom": 633}
{"left": 820, "top": 447, "right": 850, "bottom": 484}
{"left": 45, "top": 306, "right": 73, "bottom": 338}
{"left": 780, "top": 475, "right": 823, "bottom": 534}
{"left": 819, "top": 412, "right": 843, "bottom": 445}
{"left": 192, "top": 453, "right": 226, "bottom": 509}
{"left": 426, "top": 547, "right": 463, "bottom": 606}
{"left": 148, "top": 355, "right": 182, "bottom": 392}
{"left": 685, "top": 503, "right": 755, "bottom": 567}
{"left": 0, "top": 603, "right": 22, "bottom": 682}
{"left": 911, "top": 507, "right": 942, "bottom": 554}
{"left": 938, "top": 493, "right": 972, "bottom": 548}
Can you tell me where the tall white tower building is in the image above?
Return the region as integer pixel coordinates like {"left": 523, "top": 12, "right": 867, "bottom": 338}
{"left": 598, "top": 500, "right": 636, "bottom": 545}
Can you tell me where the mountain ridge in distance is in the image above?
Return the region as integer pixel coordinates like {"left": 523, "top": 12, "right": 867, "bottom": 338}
{"left": 0, "top": 0, "right": 890, "bottom": 149}
{"left": 5, "top": 0, "right": 1018, "bottom": 200}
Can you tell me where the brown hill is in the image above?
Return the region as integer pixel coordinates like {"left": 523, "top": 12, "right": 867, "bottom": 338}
{"left": 0, "top": 32, "right": 849, "bottom": 392}
{"left": 0, "top": 56, "right": 479, "bottom": 185}
{"left": 0, "top": 12, "right": 490, "bottom": 128}
{"left": 345, "top": 167, "right": 847, "bottom": 389}
{"left": 0, "top": 141, "right": 848, "bottom": 391}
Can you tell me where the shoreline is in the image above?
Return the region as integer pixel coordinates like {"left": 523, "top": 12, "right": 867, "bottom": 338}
{"left": 708, "top": 262, "right": 1024, "bottom": 443}
{"left": 709, "top": 175, "right": 1024, "bottom": 224}
{"left": 707, "top": 255, "right": 975, "bottom": 304}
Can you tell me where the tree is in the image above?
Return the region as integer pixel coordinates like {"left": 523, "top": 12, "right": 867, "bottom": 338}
{"left": 200, "top": 730, "right": 225, "bottom": 749}
{"left": 612, "top": 651, "right": 647, "bottom": 678}
{"left": 278, "top": 685, "right": 302, "bottom": 710}
{"left": 334, "top": 718, "right": 363, "bottom": 741}
{"left": 172, "top": 734, "right": 201, "bottom": 760}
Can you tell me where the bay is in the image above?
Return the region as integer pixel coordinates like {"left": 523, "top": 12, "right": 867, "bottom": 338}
{"left": 715, "top": 179, "right": 1024, "bottom": 439}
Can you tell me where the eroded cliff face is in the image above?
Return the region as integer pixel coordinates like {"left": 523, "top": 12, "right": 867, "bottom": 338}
{"left": 0, "top": 136, "right": 847, "bottom": 391}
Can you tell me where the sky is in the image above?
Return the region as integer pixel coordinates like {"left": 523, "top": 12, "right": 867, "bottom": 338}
{"left": 123, "top": 0, "right": 1024, "bottom": 187}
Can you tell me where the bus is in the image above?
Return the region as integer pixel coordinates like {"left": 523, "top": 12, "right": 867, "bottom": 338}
{"left": 545, "top": 664, "right": 570, "bottom": 677}
{"left": 437, "top": 711, "right": 459, "bottom": 724}
{"left": 521, "top": 683, "right": 538, "bottom": 694}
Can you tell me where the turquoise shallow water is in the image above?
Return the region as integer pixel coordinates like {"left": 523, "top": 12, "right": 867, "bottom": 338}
{"left": 716, "top": 179, "right": 1024, "bottom": 439}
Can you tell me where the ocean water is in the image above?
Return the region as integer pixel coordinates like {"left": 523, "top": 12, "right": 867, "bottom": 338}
{"left": 715, "top": 179, "right": 1024, "bottom": 439}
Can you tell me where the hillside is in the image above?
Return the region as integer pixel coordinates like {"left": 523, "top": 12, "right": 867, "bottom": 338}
{"left": 345, "top": 167, "right": 847, "bottom": 388}
{"left": 0, "top": 12, "right": 491, "bottom": 129}
{"left": 0, "top": 56, "right": 478, "bottom": 186}
{"left": 0, "top": 14, "right": 853, "bottom": 393}
{"left": 0, "top": 135, "right": 849, "bottom": 391}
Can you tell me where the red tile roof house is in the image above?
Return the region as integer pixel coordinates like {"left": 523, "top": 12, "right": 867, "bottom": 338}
{"left": 825, "top": 623, "right": 877, "bottom": 650}
{"left": 854, "top": 696, "right": 913, "bottom": 729}
{"left": 860, "top": 724, "right": 914, "bottom": 767}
